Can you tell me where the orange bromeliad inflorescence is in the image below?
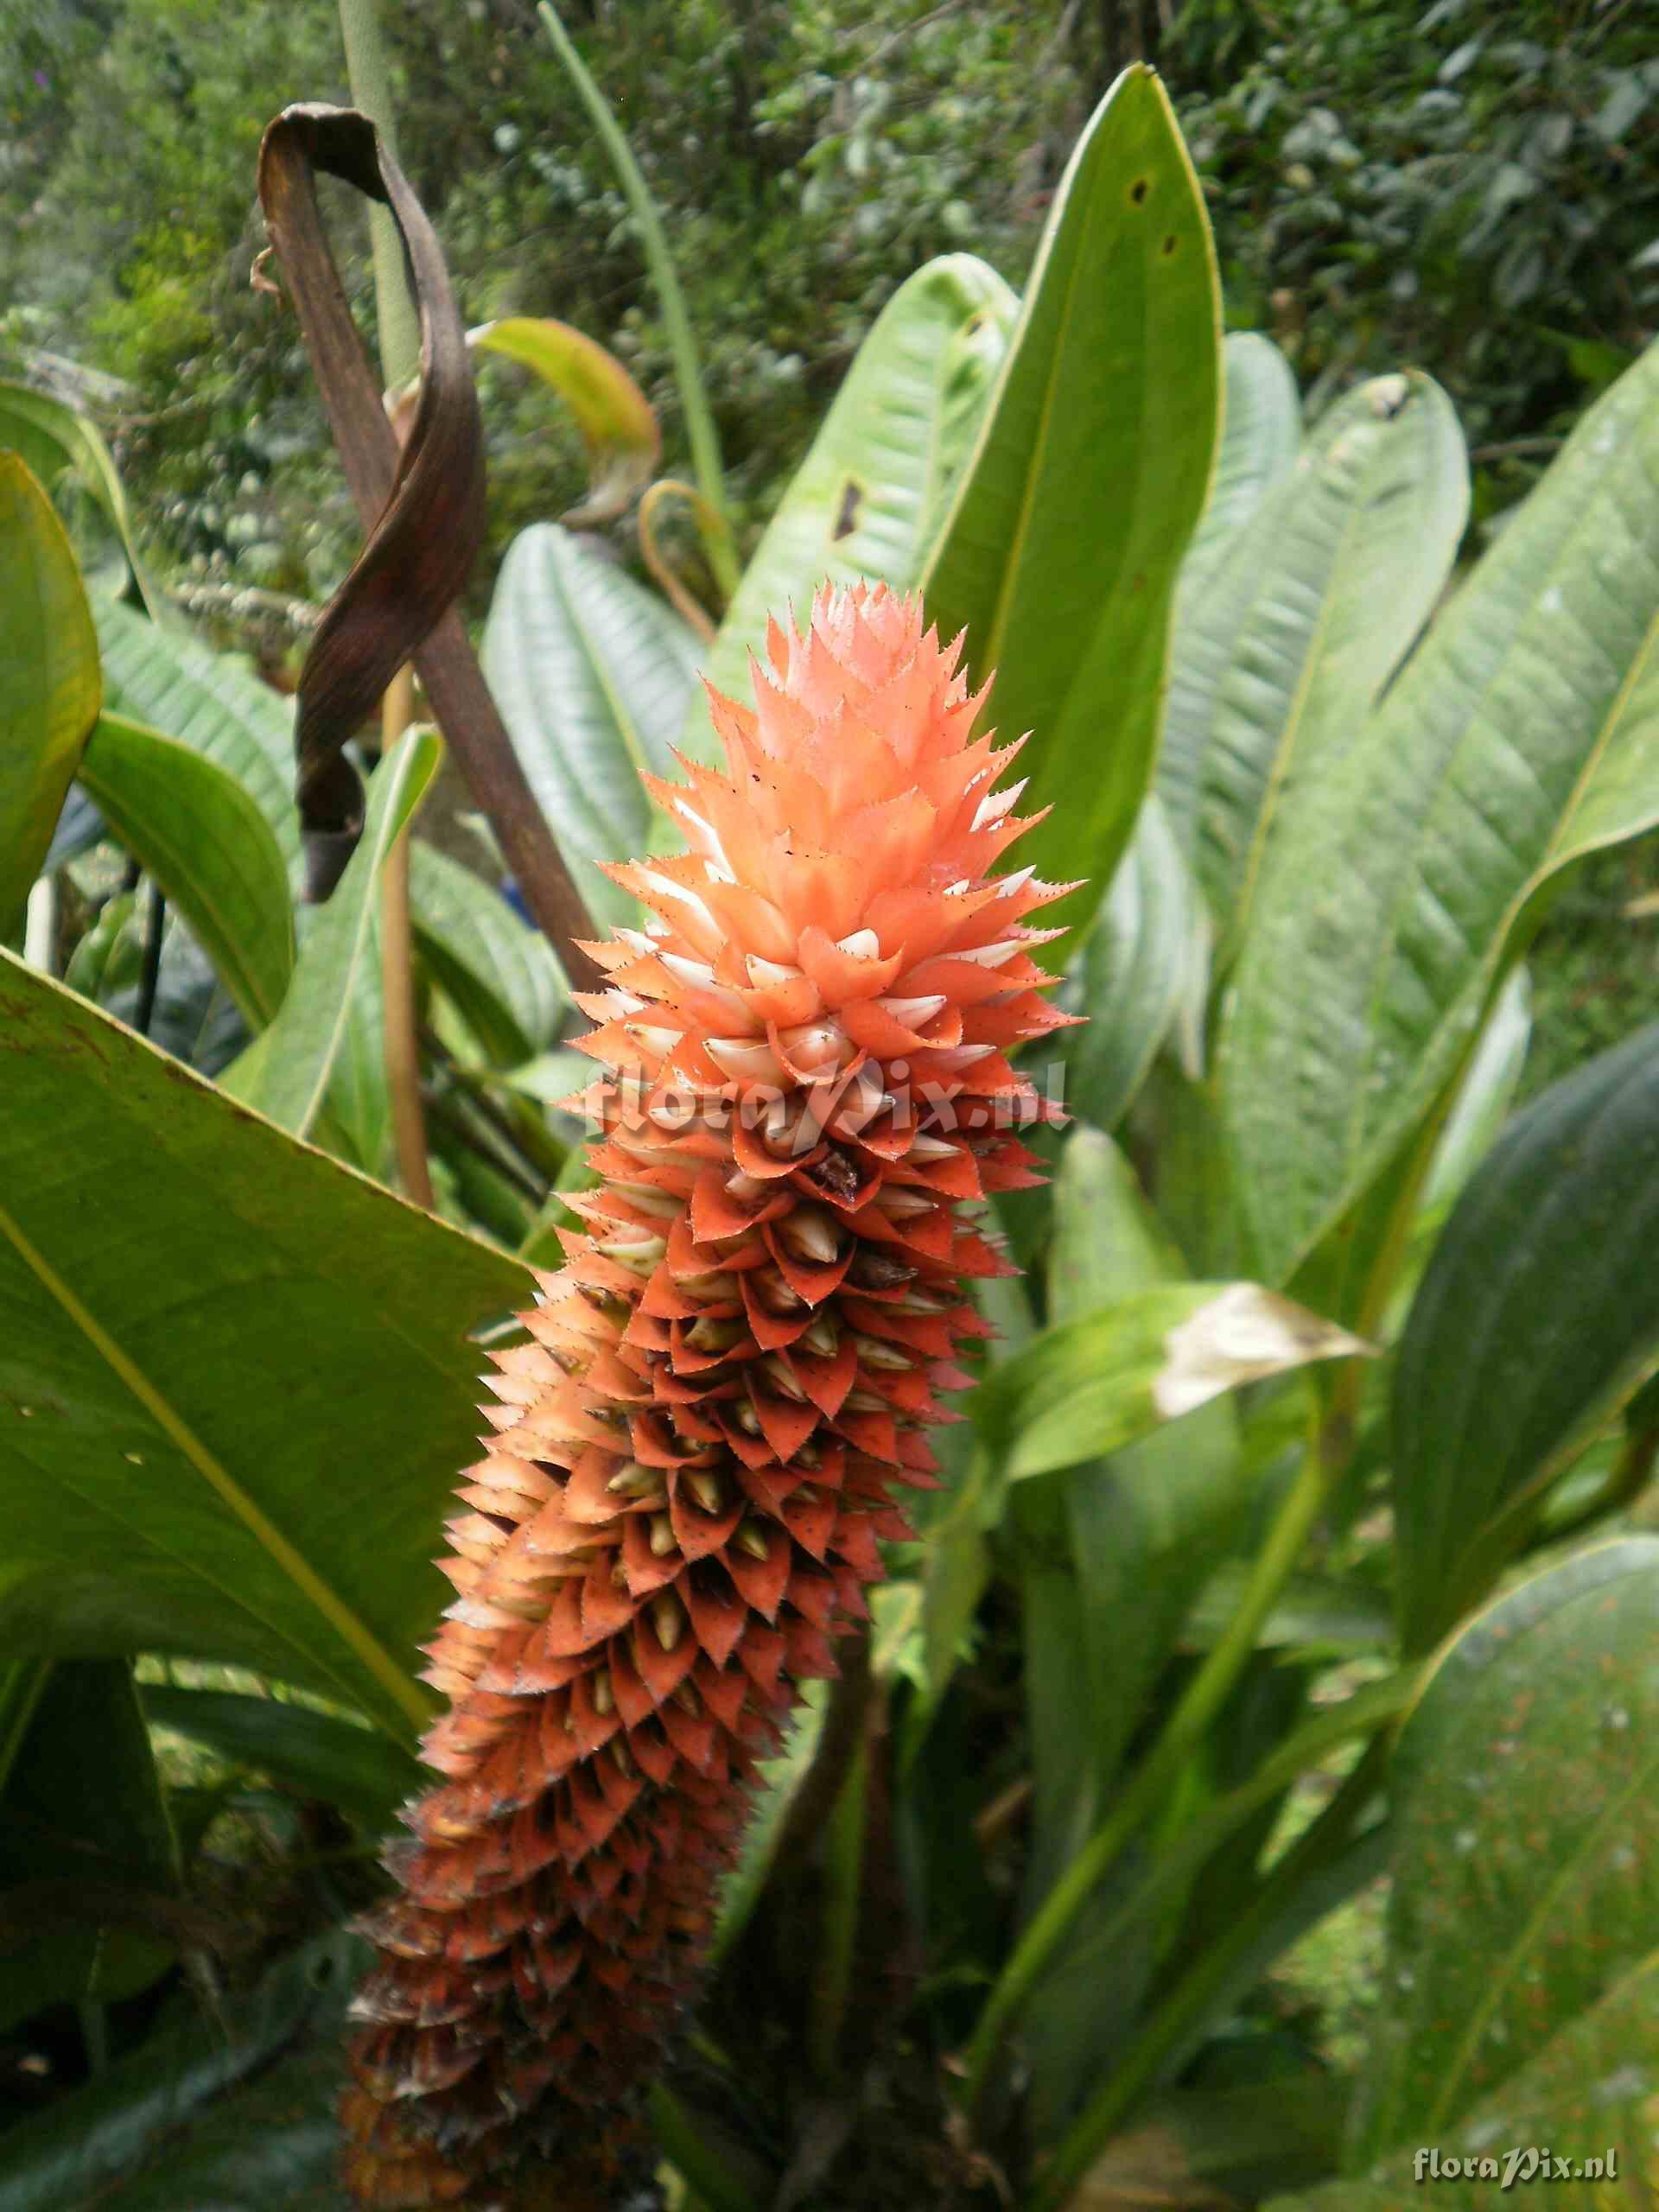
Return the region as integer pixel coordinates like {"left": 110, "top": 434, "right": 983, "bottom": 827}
{"left": 340, "top": 582, "right": 1079, "bottom": 2206}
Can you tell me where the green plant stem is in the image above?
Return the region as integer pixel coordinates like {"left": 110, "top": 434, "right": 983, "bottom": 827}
{"left": 0, "top": 1659, "right": 52, "bottom": 1796}
{"left": 1003, "top": 1669, "right": 1415, "bottom": 2058}
{"left": 1027, "top": 1738, "right": 1391, "bottom": 2212}
{"left": 437, "top": 1052, "right": 571, "bottom": 1185}
{"left": 960, "top": 1394, "right": 1345, "bottom": 2118}
{"left": 810, "top": 1723, "right": 869, "bottom": 2078}
{"left": 647, "top": 2082, "right": 761, "bottom": 2212}
{"left": 537, "top": 1, "right": 739, "bottom": 599}
{"left": 422, "top": 1090, "right": 550, "bottom": 1206}
{"left": 336, "top": 0, "right": 421, "bottom": 391}
{"left": 77, "top": 1997, "right": 109, "bottom": 2079}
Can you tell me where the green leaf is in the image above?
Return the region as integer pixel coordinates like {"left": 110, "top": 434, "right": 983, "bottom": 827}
{"left": 1181, "top": 1567, "right": 1392, "bottom": 1656}
{"left": 0, "top": 452, "right": 101, "bottom": 931}
{"left": 1222, "top": 335, "right": 1659, "bottom": 1285}
{"left": 1417, "top": 963, "right": 1531, "bottom": 1222}
{"left": 92, "top": 598, "right": 300, "bottom": 876}
{"left": 1168, "top": 373, "right": 1467, "bottom": 962}
{"left": 483, "top": 524, "right": 702, "bottom": 929}
{"left": 408, "top": 842, "right": 567, "bottom": 1065}
{"left": 1392, "top": 1020, "right": 1659, "bottom": 1652}
{"left": 976, "top": 1275, "right": 1367, "bottom": 1481}
{"left": 497, "top": 1047, "right": 594, "bottom": 1120}
{"left": 472, "top": 315, "right": 659, "bottom": 526}
{"left": 141, "top": 1684, "right": 421, "bottom": 1832}
{"left": 710, "top": 1679, "right": 828, "bottom": 1961}
{"left": 909, "top": 1429, "right": 1001, "bottom": 1744}
{"left": 687, "top": 254, "right": 1018, "bottom": 753}
{"left": 0, "top": 1662, "right": 178, "bottom": 2033}
{"left": 0, "top": 1659, "right": 50, "bottom": 1796}
{"left": 0, "top": 944, "right": 530, "bottom": 1740}
{"left": 0, "top": 1929, "right": 365, "bottom": 2212}
{"left": 77, "top": 713, "right": 295, "bottom": 1029}
{"left": 63, "top": 887, "right": 137, "bottom": 1003}
{"left": 0, "top": 377, "right": 166, "bottom": 620}
{"left": 1185, "top": 333, "right": 1303, "bottom": 585}
{"left": 1064, "top": 797, "right": 1204, "bottom": 1133}
{"left": 1158, "top": 331, "right": 1301, "bottom": 858}
{"left": 1271, "top": 1955, "right": 1652, "bottom": 2206}
{"left": 1010, "top": 1128, "right": 1243, "bottom": 2139}
{"left": 220, "top": 732, "right": 441, "bottom": 1160}
{"left": 1351, "top": 1539, "right": 1659, "bottom": 2168}
{"left": 922, "top": 66, "right": 1221, "bottom": 944}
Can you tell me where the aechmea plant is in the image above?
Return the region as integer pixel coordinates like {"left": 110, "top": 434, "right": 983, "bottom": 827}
{"left": 340, "top": 582, "right": 1079, "bottom": 2207}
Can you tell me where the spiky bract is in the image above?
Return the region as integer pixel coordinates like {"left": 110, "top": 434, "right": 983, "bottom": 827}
{"left": 341, "top": 582, "right": 1075, "bottom": 2207}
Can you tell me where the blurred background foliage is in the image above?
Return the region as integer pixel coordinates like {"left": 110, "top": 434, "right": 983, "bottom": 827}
{"left": 3, "top": 0, "right": 1656, "bottom": 1071}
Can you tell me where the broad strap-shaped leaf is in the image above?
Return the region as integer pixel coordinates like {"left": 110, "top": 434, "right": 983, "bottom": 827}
{"left": 1158, "top": 331, "right": 1301, "bottom": 858}
{"left": 78, "top": 713, "right": 295, "bottom": 1028}
{"left": 220, "top": 731, "right": 441, "bottom": 1163}
{"left": 408, "top": 842, "right": 567, "bottom": 1065}
{"left": 1010, "top": 1128, "right": 1243, "bottom": 2139}
{"left": 0, "top": 1661, "right": 178, "bottom": 2035}
{"left": 1063, "top": 796, "right": 1204, "bottom": 1133}
{"left": 92, "top": 597, "right": 301, "bottom": 875}
{"left": 1392, "top": 1019, "right": 1659, "bottom": 1652}
{"left": 976, "top": 1274, "right": 1367, "bottom": 1481}
{"left": 1351, "top": 1540, "right": 1659, "bottom": 2169}
{"left": 0, "top": 377, "right": 167, "bottom": 619}
{"left": 687, "top": 253, "right": 1018, "bottom": 753}
{"left": 1169, "top": 372, "right": 1466, "bottom": 961}
{"left": 1417, "top": 963, "right": 1531, "bottom": 1223}
{"left": 484, "top": 523, "right": 702, "bottom": 927}
{"left": 1271, "top": 1953, "right": 1657, "bottom": 2206}
{"left": 88, "top": 631, "right": 555, "bottom": 1057}
{"left": 141, "top": 1683, "right": 422, "bottom": 1832}
{"left": 0, "top": 1928, "right": 366, "bottom": 2212}
{"left": 472, "top": 315, "right": 660, "bottom": 526}
{"left": 923, "top": 66, "right": 1221, "bottom": 944}
{"left": 0, "top": 452, "right": 101, "bottom": 930}
{"left": 0, "top": 945, "right": 528, "bottom": 1739}
{"left": 1222, "top": 334, "right": 1659, "bottom": 1284}
{"left": 1183, "top": 333, "right": 1302, "bottom": 592}
{"left": 1180, "top": 1566, "right": 1391, "bottom": 1656}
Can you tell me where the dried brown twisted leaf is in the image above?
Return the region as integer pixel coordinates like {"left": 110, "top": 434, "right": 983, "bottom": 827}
{"left": 256, "top": 104, "right": 600, "bottom": 986}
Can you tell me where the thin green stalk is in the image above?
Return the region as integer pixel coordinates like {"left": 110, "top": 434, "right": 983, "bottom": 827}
{"left": 77, "top": 1996, "right": 109, "bottom": 2079}
{"left": 0, "top": 1659, "right": 52, "bottom": 1796}
{"left": 336, "top": 0, "right": 421, "bottom": 389}
{"left": 537, "top": 1, "right": 739, "bottom": 598}
{"left": 1027, "top": 1741, "right": 1391, "bottom": 2212}
{"left": 961, "top": 1394, "right": 1343, "bottom": 2117}
{"left": 1015, "top": 1670, "right": 1415, "bottom": 2046}
{"left": 810, "top": 1726, "right": 869, "bottom": 2078}
{"left": 647, "top": 2082, "right": 761, "bottom": 2212}
{"left": 438, "top": 1050, "right": 572, "bottom": 1185}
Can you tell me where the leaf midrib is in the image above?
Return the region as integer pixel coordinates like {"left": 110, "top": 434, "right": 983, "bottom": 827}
{"left": 0, "top": 1198, "right": 429, "bottom": 1741}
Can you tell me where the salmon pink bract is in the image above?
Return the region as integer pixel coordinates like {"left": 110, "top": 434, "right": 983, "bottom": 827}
{"left": 340, "top": 581, "right": 1079, "bottom": 2206}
